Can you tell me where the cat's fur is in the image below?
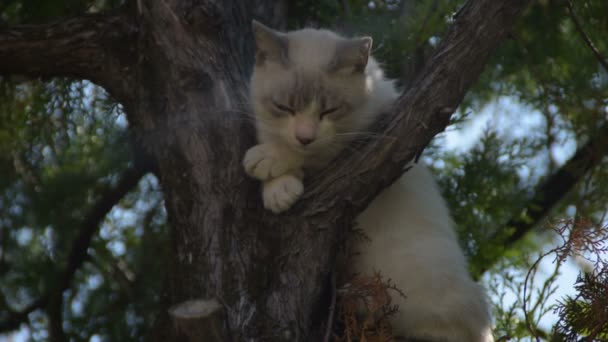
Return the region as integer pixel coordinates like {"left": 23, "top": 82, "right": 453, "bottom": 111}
{"left": 243, "top": 20, "right": 494, "bottom": 342}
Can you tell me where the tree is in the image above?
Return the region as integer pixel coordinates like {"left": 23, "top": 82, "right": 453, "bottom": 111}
{"left": 1, "top": 0, "right": 607, "bottom": 341}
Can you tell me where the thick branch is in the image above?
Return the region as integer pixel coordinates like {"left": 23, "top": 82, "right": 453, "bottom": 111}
{"left": 47, "top": 293, "right": 67, "bottom": 342}
{"left": 0, "top": 166, "right": 146, "bottom": 334}
{"left": 0, "top": 9, "right": 137, "bottom": 105}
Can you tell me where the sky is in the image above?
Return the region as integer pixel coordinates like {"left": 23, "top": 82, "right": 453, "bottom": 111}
{"left": 443, "top": 97, "right": 583, "bottom": 334}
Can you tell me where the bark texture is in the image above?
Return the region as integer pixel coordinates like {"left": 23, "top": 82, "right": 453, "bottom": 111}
{"left": 0, "top": 0, "right": 531, "bottom": 340}
{"left": 0, "top": 8, "right": 136, "bottom": 104}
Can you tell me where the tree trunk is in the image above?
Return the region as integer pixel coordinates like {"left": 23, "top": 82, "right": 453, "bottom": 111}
{"left": 0, "top": 0, "right": 531, "bottom": 340}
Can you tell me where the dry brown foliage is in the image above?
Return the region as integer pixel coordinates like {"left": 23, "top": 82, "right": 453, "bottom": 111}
{"left": 333, "top": 272, "right": 405, "bottom": 342}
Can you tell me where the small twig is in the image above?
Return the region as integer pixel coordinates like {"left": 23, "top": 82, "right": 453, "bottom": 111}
{"left": 522, "top": 249, "right": 552, "bottom": 342}
{"left": 566, "top": 0, "right": 608, "bottom": 72}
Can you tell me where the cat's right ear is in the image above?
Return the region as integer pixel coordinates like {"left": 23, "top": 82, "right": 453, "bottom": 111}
{"left": 329, "top": 37, "right": 373, "bottom": 74}
{"left": 252, "top": 20, "right": 289, "bottom": 67}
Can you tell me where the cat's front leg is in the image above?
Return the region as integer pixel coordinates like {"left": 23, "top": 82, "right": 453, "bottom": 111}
{"left": 262, "top": 173, "right": 304, "bottom": 213}
{"left": 243, "top": 143, "right": 301, "bottom": 181}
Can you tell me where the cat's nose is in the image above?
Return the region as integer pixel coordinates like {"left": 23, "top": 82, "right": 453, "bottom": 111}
{"left": 297, "top": 136, "right": 314, "bottom": 146}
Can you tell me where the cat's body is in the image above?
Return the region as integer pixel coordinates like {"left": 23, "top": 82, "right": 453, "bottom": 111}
{"left": 353, "top": 165, "right": 494, "bottom": 341}
{"left": 244, "top": 21, "right": 494, "bottom": 342}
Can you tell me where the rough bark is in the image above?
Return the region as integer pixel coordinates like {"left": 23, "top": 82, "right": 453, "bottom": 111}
{"left": 0, "top": 8, "right": 137, "bottom": 105}
{"left": 0, "top": 0, "right": 531, "bottom": 340}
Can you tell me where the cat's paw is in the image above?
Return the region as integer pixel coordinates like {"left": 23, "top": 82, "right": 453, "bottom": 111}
{"left": 243, "top": 144, "right": 291, "bottom": 181}
{"left": 262, "top": 175, "right": 304, "bottom": 213}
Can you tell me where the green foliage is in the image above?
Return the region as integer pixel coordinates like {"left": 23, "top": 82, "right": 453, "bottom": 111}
{"left": 1, "top": 0, "right": 608, "bottom": 341}
{"left": 0, "top": 75, "right": 167, "bottom": 340}
{"left": 555, "top": 268, "right": 608, "bottom": 341}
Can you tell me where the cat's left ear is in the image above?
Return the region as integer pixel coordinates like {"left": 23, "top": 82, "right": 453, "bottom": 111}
{"left": 329, "top": 37, "right": 373, "bottom": 74}
{"left": 252, "top": 20, "right": 289, "bottom": 67}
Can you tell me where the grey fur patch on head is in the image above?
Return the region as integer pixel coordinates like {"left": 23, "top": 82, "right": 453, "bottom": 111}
{"left": 286, "top": 72, "right": 324, "bottom": 111}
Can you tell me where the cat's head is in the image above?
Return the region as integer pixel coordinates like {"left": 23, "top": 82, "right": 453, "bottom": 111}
{"left": 249, "top": 20, "right": 379, "bottom": 155}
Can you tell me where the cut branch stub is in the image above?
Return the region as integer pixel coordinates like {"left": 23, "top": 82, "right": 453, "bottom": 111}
{"left": 169, "top": 298, "right": 227, "bottom": 342}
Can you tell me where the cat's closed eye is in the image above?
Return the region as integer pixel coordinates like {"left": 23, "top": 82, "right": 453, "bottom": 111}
{"left": 320, "top": 106, "right": 340, "bottom": 119}
{"left": 272, "top": 101, "right": 295, "bottom": 115}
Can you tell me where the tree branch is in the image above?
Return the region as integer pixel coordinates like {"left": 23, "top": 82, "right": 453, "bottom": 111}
{"left": 566, "top": 0, "right": 608, "bottom": 72}
{"left": 0, "top": 166, "right": 147, "bottom": 335}
{"left": 59, "top": 166, "right": 147, "bottom": 293}
{"left": 47, "top": 293, "right": 67, "bottom": 342}
{"left": 477, "top": 122, "right": 608, "bottom": 275}
{"left": 0, "top": 8, "right": 137, "bottom": 105}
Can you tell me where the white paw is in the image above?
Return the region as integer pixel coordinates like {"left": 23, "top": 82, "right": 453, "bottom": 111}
{"left": 243, "top": 144, "right": 290, "bottom": 181}
{"left": 263, "top": 175, "right": 304, "bottom": 213}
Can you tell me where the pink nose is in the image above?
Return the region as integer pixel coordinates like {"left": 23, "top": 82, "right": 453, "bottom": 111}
{"left": 297, "top": 136, "right": 314, "bottom": 146}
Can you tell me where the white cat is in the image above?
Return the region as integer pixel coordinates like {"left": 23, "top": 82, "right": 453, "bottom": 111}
{"left": 243, "top": 20, "right": 494, "bottom": 342}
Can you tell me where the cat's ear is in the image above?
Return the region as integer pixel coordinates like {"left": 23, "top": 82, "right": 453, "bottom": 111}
{"left": 252, "top": 20, "right": 288, "bottom": 67}
{"left": 329, "top": 37, "right": 373, "bottom": 74}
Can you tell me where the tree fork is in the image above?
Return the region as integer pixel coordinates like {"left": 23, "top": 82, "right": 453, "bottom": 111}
{"left": 0, "top": 0, "right": 532, "bottom": 339}
{"left": 132, "top": 0, "right": 532, "bottom": 340}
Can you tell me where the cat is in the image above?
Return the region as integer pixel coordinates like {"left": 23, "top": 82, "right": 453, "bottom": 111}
{"left": 243, "top": 20, "right": 494, "bottom": 342}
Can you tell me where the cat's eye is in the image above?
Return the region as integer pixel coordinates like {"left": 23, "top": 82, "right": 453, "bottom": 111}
{"left": 320, "top": 107, "right": 340, "bottom": 118}
{"left": 272, "top": 101, "right": 295, "bottom": 115}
